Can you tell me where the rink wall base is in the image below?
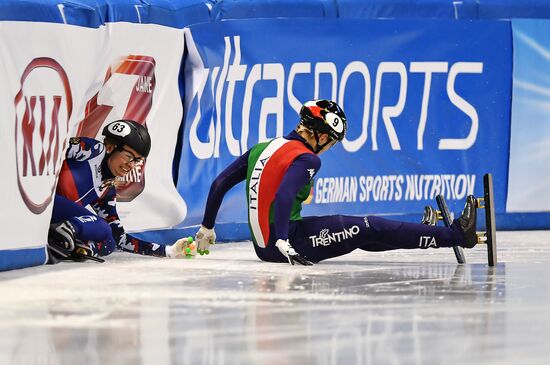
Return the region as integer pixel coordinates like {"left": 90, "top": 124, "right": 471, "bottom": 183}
{"left": 0, "top": 247, "right": 48, "bottom": 272}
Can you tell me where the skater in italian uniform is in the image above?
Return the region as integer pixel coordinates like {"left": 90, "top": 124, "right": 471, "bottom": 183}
{"left": 48, "top": 120, "right": 193, "bottom": 261}
{"left": 194, "top": 99, "right": 479, "bottom": 265}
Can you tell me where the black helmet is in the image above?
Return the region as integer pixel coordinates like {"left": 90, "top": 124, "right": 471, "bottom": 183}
{"left": 299, "top": 99, "right": 347, "bottom": 141}
{"left": 299, "top": 100, "right": 347, "bottom": 153}
{"left": 102, "top": 120, "right": 151, "bottom": 158}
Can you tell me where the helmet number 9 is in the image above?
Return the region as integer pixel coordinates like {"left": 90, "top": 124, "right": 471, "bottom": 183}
{"left": 326, "top": 113, "right": 343, "bottom": 133}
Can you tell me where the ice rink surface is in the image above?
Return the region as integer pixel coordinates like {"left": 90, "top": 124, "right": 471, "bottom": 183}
{"left": 1, "top": 231, "right": 550, "bottom": 365}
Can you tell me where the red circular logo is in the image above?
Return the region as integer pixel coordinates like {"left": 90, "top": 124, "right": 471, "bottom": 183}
{"left": 14, "top": 58, "right": 73, "bottom": 214}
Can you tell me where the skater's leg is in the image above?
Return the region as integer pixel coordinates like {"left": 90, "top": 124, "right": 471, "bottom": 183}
{"left": 50, "top": 195, "right": 115, "bottom": 255}
{"left": 366, "top": 195, "right": 479, "bottom": 250}
{"left": 51, "top": 195, "right": 94, "bottom": 222}
{"left": 290, "top": 215, "right": 372, "bottom": 262}
{"left": 365, "top": 215, "right": 465, "bottom": 250}
{"left": 290, "top": 214, "right": 467, "bottom": 263}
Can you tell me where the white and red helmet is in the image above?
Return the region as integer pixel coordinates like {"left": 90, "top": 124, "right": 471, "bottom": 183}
{"left": 299, "top": 99, "right": 347, "bottom": 142}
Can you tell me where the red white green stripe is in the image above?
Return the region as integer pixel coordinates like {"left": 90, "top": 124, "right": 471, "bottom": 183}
{"left": 248, "top": 137, "right": 312, "bottom": 247}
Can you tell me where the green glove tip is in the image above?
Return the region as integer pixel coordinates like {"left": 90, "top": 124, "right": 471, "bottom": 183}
{"left": 187, "top": 236, "right": 193, "bottom": 243}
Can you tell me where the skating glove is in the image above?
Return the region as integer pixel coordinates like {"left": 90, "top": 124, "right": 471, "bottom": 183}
{"left": 275, "top": 239, "right": 313, "bottom": 266}
{"left": 166, "top": 237, "right": 197, "bottom": 259}
{"left": 195, "top": 225, "right": 216, "bottom": 255}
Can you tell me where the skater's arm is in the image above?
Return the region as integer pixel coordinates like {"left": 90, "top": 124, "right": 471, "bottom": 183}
{"left": 91, "top": 189, "right": 166, "bottom": 257}
{"left": 201, "top": 150, "right": 250, "bottom": 229}
{"left": 273, "top": 154, "right": 321, "bottom": 241}
{"left": 65, "top": 137, "right": 104, "bottom": 161}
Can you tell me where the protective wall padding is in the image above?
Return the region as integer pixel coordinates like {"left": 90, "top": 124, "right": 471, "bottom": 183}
{"left": 0, "top": 247, "right": 47, "bottom": 272}
{"left": 209, "top": 0, "right": 550, "bottom": 21}
{"left": 0, "top": 0, "right": 210, "bottom": 28}
{"left": 209, "top": 0, "right": 338, "bottom": 21}
{"left": 0, "top": 0, "right": 103, "bottom": 26}
{"left": 136, "top": 0, "right": 211, "bottom": 28}
{"left": 478, "top": 0, "right": 550, "bottom": 19}
{"left": 336, "top": 0, "right": 479, "bottom": 19}
{"left": 5, "top": 1, "right": 550, "bottom": 26}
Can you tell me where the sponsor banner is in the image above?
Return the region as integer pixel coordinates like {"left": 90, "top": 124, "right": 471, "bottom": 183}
{"left": 508, "top": 19, "right": 550, "bottom": 212}
{"left": 0, "top": 21, "right": 185, "bottom": 256}
{"left": 75, "top": 23, "right": 187, "bottom": 231}
{"left": 177, "top": 19, "right": 511, "bottom": 226}
{"left": 0, "top": 22, "right": 99, "bottom": 251}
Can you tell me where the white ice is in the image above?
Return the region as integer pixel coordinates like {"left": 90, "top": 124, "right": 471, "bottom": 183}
{"left": 1, "top": 231, "right": 550, "bottom": 365}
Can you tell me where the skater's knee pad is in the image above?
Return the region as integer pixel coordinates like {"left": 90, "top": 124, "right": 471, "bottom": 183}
{"left": 96, "top": 235, "right": 116, "bottom": 256}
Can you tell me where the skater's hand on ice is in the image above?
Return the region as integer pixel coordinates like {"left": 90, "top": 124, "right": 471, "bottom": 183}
{"left": 167, "top": 237, "right": 196, "bottom": 259}
{"left": 195, "top": 225, "right": 216, "bottom": 255}
{"left": 275, "top": 239, "right": 313, "bottom": 266}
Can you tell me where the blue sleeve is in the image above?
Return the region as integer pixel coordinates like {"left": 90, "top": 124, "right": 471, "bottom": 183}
{"left": 91, "top": 188, "right": 167, "bottom": 257}
{"left": 65, "top": 137, "right": 104, "bottom": 161}
{"left": 273, "top": 154, "right": 321, "bottom": 241}
{"left": 202, "top": 150, "right": 250, "bottom": 229}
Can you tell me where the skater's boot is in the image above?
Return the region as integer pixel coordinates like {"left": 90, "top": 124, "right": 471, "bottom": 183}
{"left": 47, "top": 220, "right": 77, "bottom": 258}
{"left": 421, "top": 206, "right": 438, "bottom": 226}
{"left": 47, "top": 221, "right": 104, "bottom": 263}
{"left": 69, "top": 241, "right": 104, "bottom": 263}
{"left": 455, "top": 195, "right": 477, "bottom": 248}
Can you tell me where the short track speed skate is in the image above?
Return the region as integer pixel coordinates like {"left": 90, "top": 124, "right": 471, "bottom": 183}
{"left": 434, "top": 173, "right": 497, "bottom": 266}
{"left": 47, "top": 240, "right": 105, "bottom": 264}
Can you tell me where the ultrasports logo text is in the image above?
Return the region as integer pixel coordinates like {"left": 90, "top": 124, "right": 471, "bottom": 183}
{"left": 187, "top": 36, "right": 483, "bottom": 159}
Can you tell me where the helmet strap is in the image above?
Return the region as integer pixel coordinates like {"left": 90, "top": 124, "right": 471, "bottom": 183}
{"left": 311, "top": 130, "right": 332, "bottom": 154}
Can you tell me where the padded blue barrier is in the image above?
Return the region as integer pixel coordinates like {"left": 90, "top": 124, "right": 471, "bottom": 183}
{"left": 102, "top": 0, "right": 211, "bottom": 27}
{"left": 6, "top": 1, "right": 550, "bottom": 26}
{"left": 209, "top": 0, "right": 550, "bottom": 21}
{"left": 0, "top": 0, "right": 103, "bottom": 26}
{"left": 103, "top": 0, "right": 146, "bottom": 23}
{"left": 209, "top": 0, "right": 338, "bottom": 21}
{"left": 140, "top": 0, "right": 211, "bottom": 28}
{"left": 0, "top": 247, "right": 47, "bottom": 272}
{"left": 62, "top": 0, "right": 106, "bottom": 27}
{"left": 478, "top": 0, "right": 550, "bottom": 19}
{"left": 0, "top": 0, "right": 210, "bottom": 28}
{"left": 336, "top": 0, "right": 479, "bottom": 19}
{"left": 0, "top": 0, "right": 62, "bottom": 23}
